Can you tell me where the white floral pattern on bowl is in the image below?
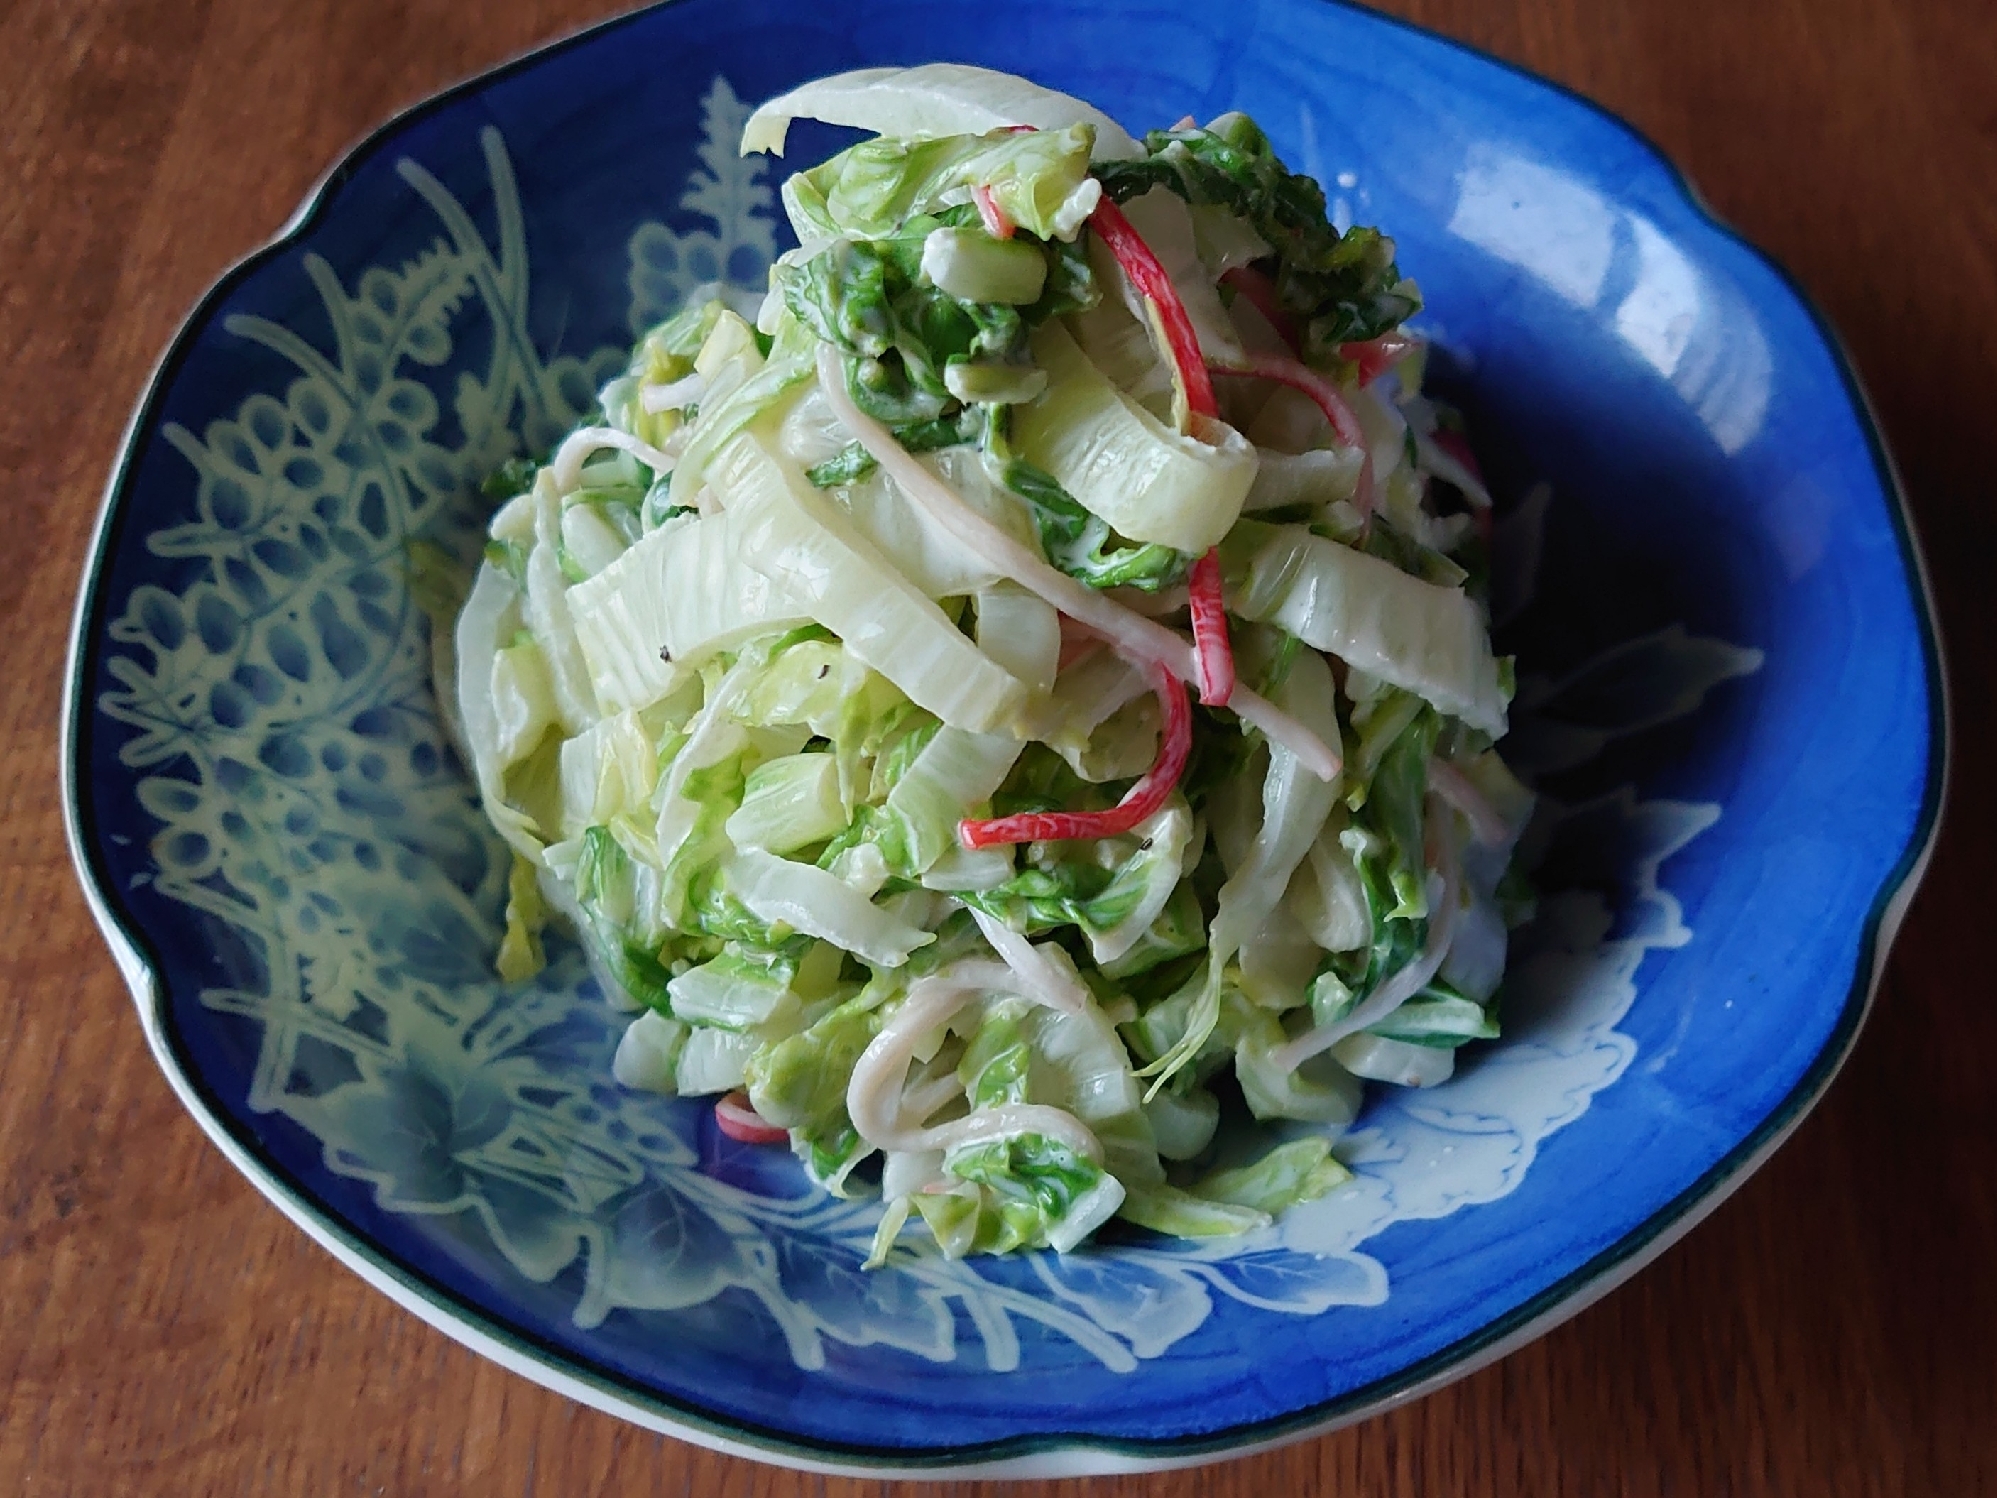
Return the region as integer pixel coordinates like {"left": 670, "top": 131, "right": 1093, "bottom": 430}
{"left": 94, "top": 80, "right": 1761, "bottom": 1372}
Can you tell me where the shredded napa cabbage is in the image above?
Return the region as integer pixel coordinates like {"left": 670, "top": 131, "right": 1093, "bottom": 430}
{"left": 441, "top": 63, "right": 1533, "bottom": 1262}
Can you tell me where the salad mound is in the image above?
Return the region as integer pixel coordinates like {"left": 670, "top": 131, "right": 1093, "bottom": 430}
{"left": 444, "top": 65, "right": 1533, "bottom": 1261}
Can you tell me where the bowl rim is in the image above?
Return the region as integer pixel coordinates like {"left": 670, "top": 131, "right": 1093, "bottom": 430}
{"left": 59, "top": 0, "right": 1950, "bottom": 1476}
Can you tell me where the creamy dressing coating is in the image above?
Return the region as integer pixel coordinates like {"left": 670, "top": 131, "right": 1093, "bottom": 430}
{"left": 448, "top": 64, "right": 1532, "bottom": 1258}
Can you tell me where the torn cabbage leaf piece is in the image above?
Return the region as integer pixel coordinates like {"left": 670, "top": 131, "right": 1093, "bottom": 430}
{"left": 741, "top": 62, "right": 1143, "bottom": 163}
{"left": 1014, "top": 319, "right": 1258, "bottom": 553}
{"left": 716, "top": 430, "right": 1032, "bottom": 734}
{"left": 444, "top": 65, "right": 1534, "bottom": 1268}
{"left": 567, "top": 508, "right": 809, "bottom": 712}
{"left": 1224, "top": 520, "right": 1510, "bottom": 736}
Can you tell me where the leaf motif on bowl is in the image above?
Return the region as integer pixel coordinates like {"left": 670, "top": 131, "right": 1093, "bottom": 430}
{"left": 93, "top": 76, "right": 1763, "bottom": 1377}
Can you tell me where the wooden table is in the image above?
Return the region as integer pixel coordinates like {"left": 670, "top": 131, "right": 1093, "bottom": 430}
{"left": 5, "top": 0, "right": 1990, "bottom": 1492}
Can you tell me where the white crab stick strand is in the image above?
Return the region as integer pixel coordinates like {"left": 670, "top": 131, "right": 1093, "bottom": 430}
{"left": 640, "top": 372, "right": 705, "bottom": 414}
{"left": 1427, "top": 756, "right": 1510, "bottom": 848}
{"left": 549, "top": 426, "right": 677, "bottom": 493}
{"left": 846, "top": 961, "right": 1104, "bottom": 1161}
{"left": 816, "top": 345, "right": 1341, "bottom": 781}
{"left": 899, "top": 1070, "right": 968, "bottom": 1128}
{"left": 969, "top": 906, "right": 1089, "bottom": 1015}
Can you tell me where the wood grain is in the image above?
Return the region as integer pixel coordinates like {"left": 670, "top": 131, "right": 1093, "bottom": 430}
{"left": 4, "top": 0, "right": 1991, "bottom": 1492}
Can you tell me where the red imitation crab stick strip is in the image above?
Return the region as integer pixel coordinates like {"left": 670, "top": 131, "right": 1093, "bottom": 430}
{"left": 959, "top": 659, "right": 1191, "bottom": 848}
{"left": 714, "top": 1090, "right": 789, "bottom": 1144}
{"left": 1220, "top": 266, "right": 1413, "bottom": 387}
{"left": 1209, "top": 352, "right": 1378, "bottom": 520}
{"left": 815, "top": 354, "right": 1342, "bottom": 789}
{"left": 1088, "top": 196, "right": 1235, "bottom": 705}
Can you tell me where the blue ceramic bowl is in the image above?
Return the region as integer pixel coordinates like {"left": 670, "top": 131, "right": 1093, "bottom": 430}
{"left": 63, "top": 0, "right": 1942, "bottom": 1476}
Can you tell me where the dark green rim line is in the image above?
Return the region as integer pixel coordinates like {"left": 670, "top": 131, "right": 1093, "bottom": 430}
{"left": 58, "top": 0, "right": 1950, "bottom": 1476}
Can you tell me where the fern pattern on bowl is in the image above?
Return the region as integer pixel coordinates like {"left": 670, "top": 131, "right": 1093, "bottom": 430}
{"left": 94, "top": 78, "right": 1760, "bottom": 1374}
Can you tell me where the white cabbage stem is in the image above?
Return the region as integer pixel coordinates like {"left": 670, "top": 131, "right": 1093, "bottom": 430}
{"left": 739, "top": 63, "right": 1145, "bottom": 163}
{"left": 969, "top": 906, "right": 1089, "bottom": 1015}
{"left": 550, "top": 427, "right": 676, "bottom": 494}
{"left": 1211, "top": 355, "right": 1376, "bottom": 519}
{"left": 659, "top": 652, "right": 755, "bottom": 809}
{"left": 1271, "top": 800, "right": 1464, "bottom": 1071}
{"left": 816, "top": 345, "right": 1341, "bottom": 780}
{"left": 846, "top": 961, "right": 1103, "bottom": 1161}
{"left": 726, "top": 850, "right": 935, "bottom": 969}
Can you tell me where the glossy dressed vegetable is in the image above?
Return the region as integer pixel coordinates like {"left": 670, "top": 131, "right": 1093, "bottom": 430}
{"left": 447, "top": 64, "right": 1529, "bottom": 1262}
